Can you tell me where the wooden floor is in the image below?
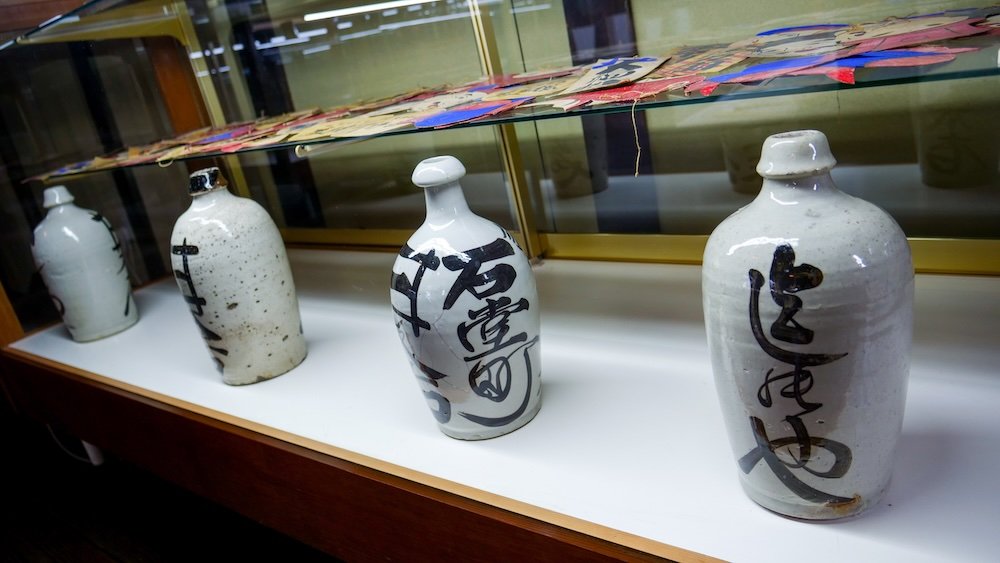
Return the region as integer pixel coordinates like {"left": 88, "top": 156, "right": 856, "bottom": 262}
{"left": 0, "top": 414, "right": 340, "bottom": 562}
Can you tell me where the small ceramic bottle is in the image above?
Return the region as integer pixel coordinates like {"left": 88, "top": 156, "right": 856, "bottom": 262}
{"left": 703, "top": 130, "right": 913, "bottom": 519}
{"left": 390, "top": 156, "right": 542, "bottom": 440}
{"left": 31, "top": 185, "right": 138, "bottom": 342}
{"left": 170, "top": 167, "right": 306, "bottom": 385}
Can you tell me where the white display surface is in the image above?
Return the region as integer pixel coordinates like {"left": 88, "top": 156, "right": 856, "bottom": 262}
{"left": 11, "top": 249, "right": 1000, "bottom": 562}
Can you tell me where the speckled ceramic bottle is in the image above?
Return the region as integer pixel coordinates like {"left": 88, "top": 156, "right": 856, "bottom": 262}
{"left": 703, "top": 130, "right": 913, "bottom": 519}
{"left": 170, "top": 167, "right": 306, "bottom": 385}
{"left": 31, "top": 186, "right": 138, "bottom": 342}
{"left": 390, "top": 156, "right": 541, "bottom": 440}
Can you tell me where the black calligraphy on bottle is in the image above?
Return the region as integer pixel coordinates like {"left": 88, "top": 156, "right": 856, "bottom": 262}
{"left": 391, "top": 244, "right": 440, "bottom": 336}
{"left": 391, "top": 235, "right": 537, "bottom": 428}
{"left": 739, "top": 244, "right": 855, "bottom": 506}
{"left": 91, "top": 212, "right": 132, "bottom": 316}
{"left": 414, "top": 356, "right": 452, "bottom": 424}
{"left": 457, "top": 294, "right": 539, "bottom": 427}
{"left": 441, "top": 238, "right": 516, "bottom": 310}
{"left": 172, "top": 239, "right": 228, "bottom": 371}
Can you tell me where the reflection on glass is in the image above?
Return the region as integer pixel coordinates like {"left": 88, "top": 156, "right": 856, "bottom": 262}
{"left": 2, "top": 0, "right": 998, "bottom": 252}
{"left": 500, "top": 1, "right": 1000, "bottom": 238}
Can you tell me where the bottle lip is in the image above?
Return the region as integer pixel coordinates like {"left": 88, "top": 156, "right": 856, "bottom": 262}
{"left": 412, "top": 155, "right": 466, "bottom": 188}
{"left": 189, "top": 167, "right": 229, "bottom": 195}
{"left": 42, "top": 185, "right": 74, "bottom": 209}
{"left": 756, "top": 129, "right": 837, "bottom": 179}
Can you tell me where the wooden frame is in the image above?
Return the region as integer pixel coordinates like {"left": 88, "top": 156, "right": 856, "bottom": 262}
{"left": 0, "top": 282, "right": 23, "bottom": 347}
{"left": 0, "top": 347, "right": 713, "bottom": 562}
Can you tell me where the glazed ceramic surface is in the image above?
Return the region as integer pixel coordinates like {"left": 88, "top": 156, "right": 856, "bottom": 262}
{"left": 702, "top": 130, "right": 913, "bottom": 519}
{"left": 390, "top": 156, "right": 542, "bottom": 440}
{"left": 31, "top": 186, "right": 138, "bottom": 342}
{"left": 170, "top": 168, "right": 306, "bottom": 385}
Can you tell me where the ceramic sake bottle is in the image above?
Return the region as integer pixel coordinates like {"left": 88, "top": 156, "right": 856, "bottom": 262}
{"left": 702, "top": 130, "right": 913, "bottom": 520}
{"left": 31, "top": 185, "right": 138, "bottom": 342}
{"left": 170, "top": 167, "right": 306, "bottom": 385}
{"left": 390, "top": 156, "right": 542, "bottom": 440}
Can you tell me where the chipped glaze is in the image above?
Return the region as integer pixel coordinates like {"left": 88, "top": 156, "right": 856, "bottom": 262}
{"left": 390, "top": 156, "right": 542, "bottom": 440}
{"left": 703, "top": 130, "right": 913, "bottom": 519}
{"left": 170, "top": 167, "right": 306, "bottom": 385}
{"left": 31, "top": 185, "right": 138, "bottom": 342}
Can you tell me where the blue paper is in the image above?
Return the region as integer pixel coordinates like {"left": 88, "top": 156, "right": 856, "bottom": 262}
{"left": 414, "top": 98, "right": 531, "bottom": 128}
{"left": 757, "top": 24, "right": 848, "bottom": 36}
{"left": 820, "top": 50, "right": 941, "bottom": 68}
{"left": 709, "top": 54, "right": 832, "bottom": 83}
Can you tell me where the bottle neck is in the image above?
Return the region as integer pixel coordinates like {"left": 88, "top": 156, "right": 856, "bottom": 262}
{"left": 759, "top": 171, "right": 839, "bottom": 204}
{"left": 423, "top": 181, "right": 470, "bottom": 225}
{"left": 47, "top": 201, "right": 76, "bottom": 214}
{"left": 189, "top": 186, "right": 234, "bottom": 211}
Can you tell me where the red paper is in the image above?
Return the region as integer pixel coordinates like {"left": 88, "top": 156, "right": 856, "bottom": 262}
{"left": 553, "top": 75, "right": 698, "bottom": 110}
{"left": 844, "top": 19, "right": 987, "bottom": 55}
{"left": 788, "top": 66, "right": 858, "bottom": 84}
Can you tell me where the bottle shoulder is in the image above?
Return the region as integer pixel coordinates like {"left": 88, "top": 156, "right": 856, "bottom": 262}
{"left": 704, "top": 188, "right": 911, "bottom": 286}
{"left": 171, "top": 193, "right": 275, "bottom": 241}
{"left": 33, "top": 205, "right": 111, "bottom": 250}
{"left": 711, "top": 184, "right": 901, "bottom": 241}
{"left": 405, "top": 215, "right": 518, "bottom": 256}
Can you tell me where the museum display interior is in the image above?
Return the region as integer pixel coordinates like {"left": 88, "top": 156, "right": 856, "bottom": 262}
{"left": 1, "top": 1, "right": 998, "bottom": 561}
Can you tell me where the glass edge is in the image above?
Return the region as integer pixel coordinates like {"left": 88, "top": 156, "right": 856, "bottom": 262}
{"left": 1, "top": 0, "right": 132, "bottom": 51}
{"left": 36, "top": 63, "right": 1000, "bottom": 181}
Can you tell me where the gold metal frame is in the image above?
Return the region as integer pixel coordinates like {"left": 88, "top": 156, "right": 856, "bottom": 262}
{"left": 280, "top": 228, "right": 412, "bottom": 249}
{"left": 908, "top": 238, "right": 1000, "bottom": 275}
{"left": 542, "top": 234, "right": 1000, "bottom": 275}
{"left": 467, "top": 0, "right": 543, "bottom": 259}
{"left": 541, "top": 234, "right": 708, "bottom": 265}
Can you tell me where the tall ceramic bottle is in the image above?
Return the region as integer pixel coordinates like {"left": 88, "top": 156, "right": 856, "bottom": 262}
{"left": 390, "top": 156, "right": 542, "bottom": 440}
{"left": 702, "top": 130, "right": 913, "bottom": 519}
{"left": 170, "top": 167, "right": 306, "bottom": 385}
{"left": 31, "top": 185, "right": 138, "bottom": 342}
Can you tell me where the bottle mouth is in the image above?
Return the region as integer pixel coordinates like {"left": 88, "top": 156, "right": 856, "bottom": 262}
{"left": 43, "top": 185, "right": 74, "bottom": 209}
{"left": 756, "top": 129, "right": 837, "bottom": 179}
{"left": 412, "top": 155, "right": 466, "bottom": 188}
{"left": 189, "top": 167, "right": 229, "bottom": 195}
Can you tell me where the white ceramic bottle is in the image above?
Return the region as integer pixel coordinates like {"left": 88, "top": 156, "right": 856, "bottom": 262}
{"left": 390, "top": 156, "right": 542, "bottom": 440}
{"left": 170, "top": 167, "right": 306, "bottom": 385}
{"left": 31, "top": 185, "right": 138, "bottom": 342}
{"left": 702, "top": 130, "right": 913, "bottom": 519}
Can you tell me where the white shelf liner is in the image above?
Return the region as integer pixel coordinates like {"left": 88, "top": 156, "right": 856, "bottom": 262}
{"left": 12, "top": 249, "right": 1000, "bottom": 562}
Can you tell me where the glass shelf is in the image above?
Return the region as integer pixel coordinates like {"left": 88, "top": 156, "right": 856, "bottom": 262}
{"left": 10, "top": 0, "right": 999, "bottom": 181}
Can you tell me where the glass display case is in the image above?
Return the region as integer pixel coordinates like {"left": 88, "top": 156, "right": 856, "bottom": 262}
{"left": 2, "top": 0, "right": 998, "bottom": 331}
{"left": 1, "top": 1, "right": 999, "bottom": 560}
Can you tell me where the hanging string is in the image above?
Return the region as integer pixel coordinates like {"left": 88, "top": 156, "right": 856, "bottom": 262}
{"left": 46, "top": 425, "right": 92, "bottom": 464}
{"left": 632, "top": 97, "right": 642, "bottom": 177}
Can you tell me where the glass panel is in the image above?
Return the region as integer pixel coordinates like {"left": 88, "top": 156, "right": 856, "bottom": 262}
{"left": 0, "top": 0, "right": 997, "bottom": 334}
{"left": 0, "top": 37, "right": 186, "bottom": 330}
{"left": 200, "top": 0, "right": 518, "bottom": 230}
{"left": 234, "top": 127, "right": 516, "bottom": 232}
{"left": 495, "top": 0, "right": 1000, "bottom": 240}
{"left": 6, "top": 0, "right": 520, "bottom": 230}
